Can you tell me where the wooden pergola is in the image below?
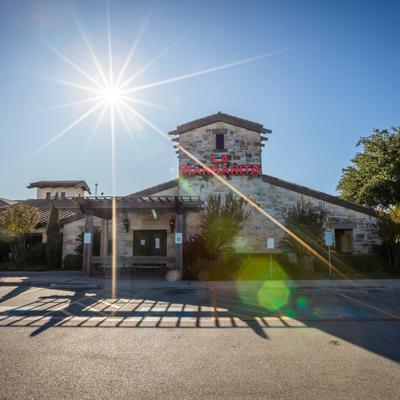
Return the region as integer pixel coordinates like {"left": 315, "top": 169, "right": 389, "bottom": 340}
{"left": 75, "top": 196, "right": 203, "bottom": 276}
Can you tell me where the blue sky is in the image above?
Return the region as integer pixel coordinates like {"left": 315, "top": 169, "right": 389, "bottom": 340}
{"left": 1, "top": 0, "right": 399, "bottom": 199}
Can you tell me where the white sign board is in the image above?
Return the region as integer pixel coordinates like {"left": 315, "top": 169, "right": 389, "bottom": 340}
{"left": 175, "top": 233, "right": 183, "bottom": 244}
{"left": 155, "top": 237, "right": 160, "bottom": 249}
{"left": 83, "top": 232, "right": 92, "bottom": 244}
{"left": 140, "top": 239, "right": 146, "bottom": 246}
{"left": 267, "top": 238, "right": 275, "bottom": 250}
{"left": 324, "top": 231, "right": 334, "bottom": 247}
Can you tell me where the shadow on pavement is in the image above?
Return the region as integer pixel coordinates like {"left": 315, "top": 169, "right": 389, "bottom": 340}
{"left": 1, "top": 281, "right": 400, "bottom": 362}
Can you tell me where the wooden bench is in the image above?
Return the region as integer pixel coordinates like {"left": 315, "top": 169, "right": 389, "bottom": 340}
{"left": 91, "top": 256, "right": 175, "bottom": 277}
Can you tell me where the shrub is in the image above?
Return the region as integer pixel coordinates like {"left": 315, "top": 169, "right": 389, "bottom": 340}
{"left": 74, "top": 228, "right": 101, "bottom": 256}
{"left": 200, "top": 193, "right": 249, "bottom": 260}
{"left": 340, "top": 253, "right": 391, "bottom": 274}
{"left": 280, "top": 200, "right": 328, "bottom": 272}
{"left": 63, "top": 254, "right": 82, "bottom": 270}
{"left": 25, "top": 243, "right": 46, "bottom": 266}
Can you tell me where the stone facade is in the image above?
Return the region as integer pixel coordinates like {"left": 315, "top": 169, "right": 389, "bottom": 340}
{"left": 178, "top": 122, "right": 262, "bottom": 172}
{"left": 47, "top": 112, "right": 381, "bottom": 264}
{"left": 172, "top": 114, "right": 380, "bottom": 254}
{"left": 114, "top": 211, "right": 175, "bottom": 259}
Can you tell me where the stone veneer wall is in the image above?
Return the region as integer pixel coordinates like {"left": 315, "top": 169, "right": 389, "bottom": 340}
{"left": 180, "top": 175, "right": 380, "bottom": 254}
{"left": 60, "top": 117, "right": 380, "bottom": 261}
{"left": 174, "top": 119, "right": 380, "bottom": 254}
{"left": 113, "top": 211, "right": 175, "bottom": 259}
{"left": 178, "top": 121, "right": 262, "bottom": 171}
{"left": 61, "top": 217, "right": 104, "bottom": 262}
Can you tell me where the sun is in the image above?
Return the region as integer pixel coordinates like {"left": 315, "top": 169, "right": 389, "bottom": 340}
{"left": 103, "top": 85, "right": 122, "bottom": 106}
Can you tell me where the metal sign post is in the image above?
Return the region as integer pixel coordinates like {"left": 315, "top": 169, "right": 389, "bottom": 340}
{"left": 267, "top": 238, "right": 275, "bottom": 279}
{"left": 324, "top": 231, "right": 334, "bottom": 279}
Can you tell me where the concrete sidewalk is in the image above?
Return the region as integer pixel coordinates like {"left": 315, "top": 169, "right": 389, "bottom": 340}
{"left": 1, "top": 270, "right": 400, "bottom": 290}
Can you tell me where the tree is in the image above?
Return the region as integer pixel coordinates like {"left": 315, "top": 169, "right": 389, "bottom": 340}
{"left": 46, "top": 206, "right": 62, "bottom": 267}
{"left": 280, "top": 200, "right": 328, "bottom": 267}
{"left": 0, "top": 203, "right": 40, "bottom": 265}
{"left": 200, "top": 193, "right": 249, "bottom": 260}
{"left": 337, "top": 128, "right": 400, "bottom": 209}
{"left": 374, "top": 206, "right": 400, "bottom": 270}
{"left": 74, "top": 228, "right": 101, "bottom": 257}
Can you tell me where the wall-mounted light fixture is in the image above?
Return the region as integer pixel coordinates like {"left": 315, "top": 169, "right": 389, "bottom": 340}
{"left": 169, "top": 215, "right": 176, "bottom": 233}
{"left": 123, "top": 218, "right": 130, "bottom": 233}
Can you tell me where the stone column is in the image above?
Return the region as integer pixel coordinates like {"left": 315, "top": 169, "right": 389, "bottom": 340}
{"left": 82, "top": 215, "right": 94, "bottom": 277}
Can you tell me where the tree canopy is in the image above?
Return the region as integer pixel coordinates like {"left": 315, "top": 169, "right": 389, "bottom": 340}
{"left": 0, "top": 203, "right": 40, "bottom": 265}
{"left": 337, "top": 128, "right": 400, "bottom": 209}
{"left": 0, "top": 203, "right": 40, "bottom": 241}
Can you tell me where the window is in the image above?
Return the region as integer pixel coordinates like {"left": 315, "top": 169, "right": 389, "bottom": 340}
{"left": 61, "top": 192, "right": 66, "bottom": 199}
{"left": 46, "top": 192, "right": 51, "bottom": 200}
{"left": 215, "top": 133, "right": 224, "bottom": 150}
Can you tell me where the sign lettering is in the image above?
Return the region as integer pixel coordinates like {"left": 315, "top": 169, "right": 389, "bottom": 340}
{"left": 180, "top": 153, "right": 261, "bottom": 176}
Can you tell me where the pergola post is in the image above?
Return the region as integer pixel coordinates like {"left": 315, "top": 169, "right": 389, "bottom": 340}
{"left": 175, "top": 214, "right": 184, "bottom": 276}
{"left": 100, "top": 219, "right": 108, "bottom": 257}
{"left": 82, "top": 214, "right": 94, "bottom": 276}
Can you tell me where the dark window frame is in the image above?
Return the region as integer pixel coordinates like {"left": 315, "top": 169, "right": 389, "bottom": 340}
{"left": 215, "top": 133, "right": 225, "bottom": 151}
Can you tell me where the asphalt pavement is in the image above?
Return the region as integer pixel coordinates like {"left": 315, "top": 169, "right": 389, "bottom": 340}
{"left": 0, "top": 281, "right": 400, "bottom": 399}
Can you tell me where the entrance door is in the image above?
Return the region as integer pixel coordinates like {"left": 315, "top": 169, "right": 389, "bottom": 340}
{"left": 133, "top": 230, "right": 167, "bottom": 256}
{"left": 335, "top": 229, "right": 353, "bottom": 254}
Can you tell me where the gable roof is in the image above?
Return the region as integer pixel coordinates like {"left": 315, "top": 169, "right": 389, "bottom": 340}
{"left": 169, "top": 112, "right": 271, "bottom": 135}
{"left": 0, "top": 198, "right": 17, "bottom": 208}
{"left": 127, "top": 179, "right": 179, "bottom": 197}
{"left": 125, "top": 175, "right": 376, "bottom": 217}
{"left": 262, "top": 174, "right": 377, "bottom": 217}
{"left": 27, "top": 180, "right": 91, "bottom": 193}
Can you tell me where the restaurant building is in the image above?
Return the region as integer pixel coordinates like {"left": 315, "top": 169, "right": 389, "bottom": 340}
{"left": 17, "top": 112, "right": 381, "bottom": 272}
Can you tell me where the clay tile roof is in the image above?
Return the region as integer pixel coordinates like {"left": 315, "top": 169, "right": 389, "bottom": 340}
{"left": 27, "top": 180, "right": 91, "bottom": 193}
{"left": 1, "top": 199, "right": 84, "bottom": 227}
{"left": 169, "top": 112, "right": 271, "bottom": 135}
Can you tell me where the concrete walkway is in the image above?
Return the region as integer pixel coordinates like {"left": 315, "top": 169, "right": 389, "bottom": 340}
{"left": 1, "top": 270, "right": 400, "bottom": 290}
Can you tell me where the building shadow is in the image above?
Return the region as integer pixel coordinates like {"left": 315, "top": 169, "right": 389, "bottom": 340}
{"left": 1, "top": 283, "right": 400, "bottom": 363}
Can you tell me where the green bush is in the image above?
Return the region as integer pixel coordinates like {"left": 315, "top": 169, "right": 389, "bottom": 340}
{"left": 339, "top": 253, "right": 391, "bottom": 274}
{"left": 25, "top": 243, "right": 46, "bottom": 266}
{"left": 0, "top": 241, "right": 10, "bottom": 262}
{"left": 74, "top": 228, "right": 101, "bottom": 256}
{"left": 63, "top": 254, "right": 82, "bottom": 270}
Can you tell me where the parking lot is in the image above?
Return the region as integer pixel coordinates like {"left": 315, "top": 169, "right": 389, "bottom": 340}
{"left": 1, "top": 282, "right": 400, "bottom": 399}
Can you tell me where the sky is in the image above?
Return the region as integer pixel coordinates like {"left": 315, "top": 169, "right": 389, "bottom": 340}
{"left": 0, "top": 0, "right": 399, "bottom": 199}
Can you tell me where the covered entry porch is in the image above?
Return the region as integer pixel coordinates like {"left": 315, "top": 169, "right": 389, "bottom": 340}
{"left": 79, "top": 195, "right": 202, "bottom": 277}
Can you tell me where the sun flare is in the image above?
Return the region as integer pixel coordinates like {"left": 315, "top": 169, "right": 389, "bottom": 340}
{"left": 103, "top": 85, "right": 123, "bottom": 106}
